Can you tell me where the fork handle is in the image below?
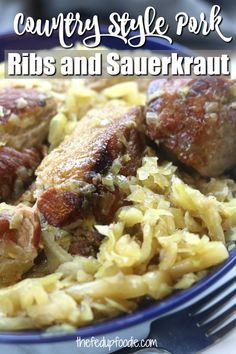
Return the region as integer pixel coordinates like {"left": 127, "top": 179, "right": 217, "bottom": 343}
{"left": 114, "top": 347, "right": 172, "bottom": 354}
{"left": 127, "top": 349, "right": 172, "bottom": 354}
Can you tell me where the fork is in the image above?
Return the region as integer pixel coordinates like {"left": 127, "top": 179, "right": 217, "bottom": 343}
{"left": 115, "top": 273, "right": 236, "bottom": 354}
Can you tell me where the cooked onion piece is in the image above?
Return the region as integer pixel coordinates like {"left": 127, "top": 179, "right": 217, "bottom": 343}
{"left": 0, "top": 156, "right": 232, "bottom": 330}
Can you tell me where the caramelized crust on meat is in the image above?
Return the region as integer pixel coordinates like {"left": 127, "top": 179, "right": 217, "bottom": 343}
{"left": 0, "top": 146, "right": 43, "bottom": 202}
{"left": 0, "top": 85, "right": 56, "bottom": 203}
{"left": 36, "top": 101, "right": 145, "bottom": 227}
{"left": 69, "top": 229, "right": 104, "bottom": 257}
{"left": 36, "top": 101, "right": 144, "bottom": 187}
{"left": 0, "top": 204, "right": 40, "bottom": 284}
{"left": 146, "top": 77, "right": 236, "bottom": 177}
{"left": 0, "top": 86, "right": 57, "bottom": 150}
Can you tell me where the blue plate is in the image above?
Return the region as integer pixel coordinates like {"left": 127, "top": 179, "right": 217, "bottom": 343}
{"left": 0, "top": 32, "right": 235, "bottom": 351}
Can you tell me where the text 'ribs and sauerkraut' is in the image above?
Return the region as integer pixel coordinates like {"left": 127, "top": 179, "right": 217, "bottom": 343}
{"left": 0, "top": 66, "right": 235, "bottom": 330}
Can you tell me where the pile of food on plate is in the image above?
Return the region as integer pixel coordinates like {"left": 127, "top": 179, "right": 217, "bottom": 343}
{"left": 0, "top": 64, "right": 235, "bottom": 331}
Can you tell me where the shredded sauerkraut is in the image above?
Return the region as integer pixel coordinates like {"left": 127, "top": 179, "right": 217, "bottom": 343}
{"left": 0, "top": 154, "right": 234, "bottom": 330}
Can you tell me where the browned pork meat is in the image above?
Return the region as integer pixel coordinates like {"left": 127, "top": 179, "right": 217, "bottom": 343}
{"left": 68, "top": 229, "right": 104, "bottom": 257}
{"left": 0, "top": 86, "right": 56, "bottom": 202}
{"left": 0, "top": 203, "right": 40, "bottom": 284}
{"left": 0, "top": 86, "right": 56, "bottom": 280}
{"left": 36, "top": 101, "right": 145, "bottom": 230}
{"left": 0, "top": 146, "right": 43, "bottom": 202}
{"left": 0, "top": 86, "right": 56, "bottom": 149}
{"left": 146, "top": 77, "right": 236, "bottom": 177}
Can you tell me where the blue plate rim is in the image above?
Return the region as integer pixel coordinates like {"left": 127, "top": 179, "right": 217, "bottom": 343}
{"left": 0, "top": 31, "right": 234, "bottom": 344}
{"left": 0, "top": 249, "right": 234, "bottom": 344}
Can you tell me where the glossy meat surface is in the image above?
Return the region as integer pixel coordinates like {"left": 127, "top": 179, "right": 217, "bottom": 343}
{"left": 0, "top": 85, "right": 56, "bottom": 202}
{"left": 36, "top": 101, "right": 145, "bottom": 227}
{"left": 0, "top": 146, "right": 43, "bottom": 202}
{"left": 146, "top": 77, "right": 236, "bottom": 176}
{"left": 0, "top": 204, "right": 40, "bottom": 284}
{"left": 0, "top": 86, "right": 57, "bottom": 150}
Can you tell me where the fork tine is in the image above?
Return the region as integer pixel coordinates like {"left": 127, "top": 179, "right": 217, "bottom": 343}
{"left": 189, "top": 276, "right": 236, "bottom": 315}
{"left": 197, "top": 304, "right": 236, "bottom": 331}
{"left": 207, "top": 318, "right": 236, "bottom": 341}
{"left": 192, "top": 289, "right": 236, "bottom": 322}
